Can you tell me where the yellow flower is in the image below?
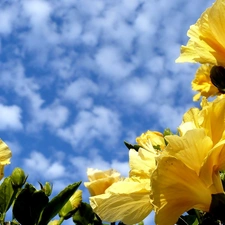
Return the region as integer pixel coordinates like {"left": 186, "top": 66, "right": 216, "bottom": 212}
{"left": 86, "top": 130, "right": 167, "bottom": 224}
{"left": 136, "top": 130, "right": 166, "bottom": 153}
{"left": 87, "top": 146, "right": 156, "bottom": 224}
{"left": 192, "top": 64, "right": 219, "bottom": 101}
{"left": 151, "top": 129, "right": 224, "bottom": 225}
{"left": 0, "top": 140, "right": 12, "bottom": 180}
{"left": 176, "top": 0, "right": 225, "bottom": 65}
{"left": 84, "top": 168, "right": 121, "bottom": 196}
{"left": 90, "top": 177, "right": 152, "bottom": 225}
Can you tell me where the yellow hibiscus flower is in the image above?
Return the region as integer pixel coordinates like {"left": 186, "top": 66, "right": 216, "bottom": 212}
{"left": 89, "top": 148, "right": 154, "bottom": 224}
{"left": 192, "top": 64, "right": 219, "bottom": 101}
{"left": 86, "top": 130, "right": 166, "bottom": 224}
{"left": 0, "top": 139, "right": 12, "bottom": 180}
{"left": 151, "top": 129, "right": 225, "bottom": 225}
{"left": 176, "top": 0, "right": 225, "bottom": 66}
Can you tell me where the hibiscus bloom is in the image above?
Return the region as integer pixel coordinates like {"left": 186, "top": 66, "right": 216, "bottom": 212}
{"left": 151, "top": 129, "right": 225, "bottom": 225}
{"left": 176, "top": 0, "right": 225, "bottom": 66}
{"left": 86, "top": 130, "right": 165, "bottom": 224}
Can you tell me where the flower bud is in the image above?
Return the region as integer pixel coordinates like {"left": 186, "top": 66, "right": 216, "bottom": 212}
{"left": 10, "top": 167, "right": 27, "bottom": 187}
{"left": 48, "top": 220, "right": 59, "bottom": 225}
{"left": 59, "top": 190, "right": 82, "bottom": 219}
{"left": 42, "top": 182, "right": 53, "bottom": 196}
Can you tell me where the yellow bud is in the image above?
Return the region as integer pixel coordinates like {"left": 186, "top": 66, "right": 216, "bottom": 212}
{"left": 48, "top": 220, "right": 59, "bottom": 225}
{"left": 59, "top": 190, "right": 82, "bottom": 219}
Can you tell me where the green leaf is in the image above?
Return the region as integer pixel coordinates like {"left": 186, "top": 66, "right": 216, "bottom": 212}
{"left": 177, "top": 215, "right": 198, "bottom": 225}
{"left": 0, "top": 177, "right": 16, "bottom": 214}
{"left": 38, "top": 181, "right": 81, "bottom": 225}
{"left": 72, "top": 202, "right": 95, "bottom": 225}
{"left": 13, "top": 183, "right": 49, "bottom": 225}
{"left": 124, "top": 141, "right": 140, "bottom": 151}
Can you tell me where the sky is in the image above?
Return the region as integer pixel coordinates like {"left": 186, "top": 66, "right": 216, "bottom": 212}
{"left": 0, "top": 0, "right": 215, "bottom": 224}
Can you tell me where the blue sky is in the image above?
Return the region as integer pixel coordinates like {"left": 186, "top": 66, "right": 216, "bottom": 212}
{"left": 0, "top": 0, "right": 214, "bottom": 224}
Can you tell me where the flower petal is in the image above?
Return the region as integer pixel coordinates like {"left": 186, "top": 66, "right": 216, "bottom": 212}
{"left": 90, "top": 180, "right": 152, "bottom": 224}
{"left": 84, "top": 168, "right": 121, "bottom": 196}
{"left": 0, "top": 140, "right": 12, "bottom": 165}
{"left": 129, "top": 148, "right": 156, "bottom": 179}
{"left": 151, "top": 157, "right": 212, "bottom": 225}
{"left": 164, "top": 129, "right": 213, "bottom": 175}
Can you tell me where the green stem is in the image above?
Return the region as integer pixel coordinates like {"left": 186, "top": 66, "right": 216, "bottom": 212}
{"left": 194, "top": 209, "right": 202, "bottom": 224}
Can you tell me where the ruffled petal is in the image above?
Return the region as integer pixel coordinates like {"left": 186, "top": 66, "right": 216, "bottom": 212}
{"left": 90, "top": 180, "right": 152, "bottom": 224}
{"left": 0, "top": 140, "right": 12, "bottom": 165}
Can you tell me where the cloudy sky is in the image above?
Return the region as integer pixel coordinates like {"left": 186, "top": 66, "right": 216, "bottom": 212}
{"left": 0, "top": 0, "right": 214, "bottom": 224}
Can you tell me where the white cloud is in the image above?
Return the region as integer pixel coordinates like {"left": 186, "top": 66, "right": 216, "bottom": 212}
{"left": 24, "top": 151, "right": 66, "bottom": 180}
{"left": 63, "top": 78, "right": 99, "bottom": 108}
{"left": 0, "top": 9, "right": 16, "bottom": 35}
{"left": 157, "top": 104, "right": 184, "bottom": 131}
{"left": 4, "top": 140, "right": 22, "bottom": 155}
{"left": 32, "top": 102, "right": 69, "bottom": 130}
{"left": 116, "top": 77, "right": 156, "bottom": 106}
{"left": 69, "top": 150, "right": 129, "bottom": 181}
{"left": 95, "top": 46, "right": 134, "bottom": 79}
{"left": 0, "top": 104, "right": 23, "bottom": 131}
{"left": 1, "top": 61, "right": 69, "bottom": 131}
{"left": 58, "top": 106, "right": 121, "bottom": 149}
{"left": 22, "top": 0, "right": 52, "bottom": 27}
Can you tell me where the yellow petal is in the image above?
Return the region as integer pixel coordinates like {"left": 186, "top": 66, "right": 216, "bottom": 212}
{"left": 90, "top": 180, "right": 152, "bottom": 224}
{"left": 176, "top": 0, "right": 225, "bottom": 66}
{"left": 136, "top": 130, "right": 165, "bottom": 152}
{"left": 178, "top": 121, "right": 197, "bottom": 136}
{"left": 178, "top": 107, "right": 200, "bottom": 136}
{"left": 151, "top": 157, "right": 212, "bottom": 225}
{"left": 164, "top": 129, "right": 213, "bottom": 175}
{"left": 0, "top": 140, "right": 12, "bottom": 165}
{"left": 200, "top": 139, "right": 225, "bottom": 193}
{"left": 208, "top": 0, "right": 225, "bottom": 59}
{"left": 129, "top": 148, "right": 156, "bottom": 179}
{"left": 192, "top": 64, "right": 219, "bottom": 100}
{"left": 84, "top": 168, "right": 121, "bottom": 196}
{"left": 200, "top": 97, "right": 225, "bottom": 145}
